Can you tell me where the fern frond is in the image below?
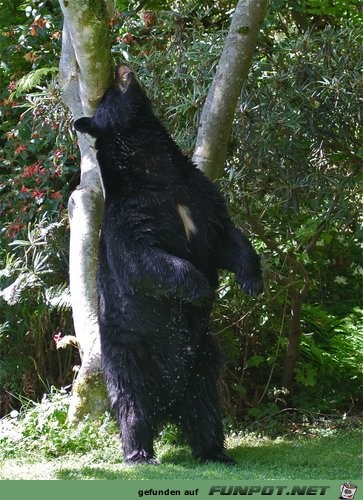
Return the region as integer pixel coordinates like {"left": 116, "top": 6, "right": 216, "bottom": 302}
{"left": 0, "top": 273, "right": 39, "bottom": 305}
{"left": 45, "top": 284, "right": 71, "bottom": 311}
{"left": 0, "top": 255, "right": 23, "bottom": 279}
{"left": 12, "top": 67, "right": 58, "bottom": 96}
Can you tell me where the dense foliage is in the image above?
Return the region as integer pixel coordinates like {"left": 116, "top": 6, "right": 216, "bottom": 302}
{"left": 0, "top": 0, "right": 361, "bottom": 424}
{"left": 0, "top": 0, "right": 79, "bottom": 415}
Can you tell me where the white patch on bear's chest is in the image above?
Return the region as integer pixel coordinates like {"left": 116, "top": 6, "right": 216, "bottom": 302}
{"left": 177, "top": 204, "right": 198, "bottom": 241}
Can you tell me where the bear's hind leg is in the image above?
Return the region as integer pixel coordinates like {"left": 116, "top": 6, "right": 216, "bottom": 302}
{"left": 177, "top": 340, "right": 235, "bottom": 465}
{"left": 101, "top": 339, "right": 158, "bottom": 465}
{"left": 179, "top": 379, "right": 235, "bottom": 464}
{"left": 118, "top": 403, "right": 158, "bottom": 465}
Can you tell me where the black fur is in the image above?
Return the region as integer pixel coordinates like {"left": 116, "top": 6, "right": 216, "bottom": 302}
{"left": 74, "top": 65, "right": 263, "bottom": 465}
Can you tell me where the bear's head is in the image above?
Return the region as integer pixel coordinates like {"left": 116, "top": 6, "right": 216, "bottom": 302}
{"left": 74, "top": 64, "right": 151, "bottom": 138}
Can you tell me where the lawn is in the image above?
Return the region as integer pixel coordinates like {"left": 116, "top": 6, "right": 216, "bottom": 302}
{"left": 0, "top": 428, "right": 361, "bottom": 480}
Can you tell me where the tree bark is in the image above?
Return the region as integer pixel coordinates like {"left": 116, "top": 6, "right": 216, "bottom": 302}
{"left": 193, "top": 0, "right": 268, "bottom": 180}
{"left": 59, "top": 0, "right": 114, "bottom": 116}
{"left": 58, "top": 1, "right": 113, "bottom": 421}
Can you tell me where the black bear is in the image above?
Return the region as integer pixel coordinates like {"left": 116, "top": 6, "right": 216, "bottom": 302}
{"left": 74, "top": 65, "right": 263, "bottom": 465}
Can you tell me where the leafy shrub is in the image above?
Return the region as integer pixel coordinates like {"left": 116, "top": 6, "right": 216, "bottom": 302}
{"left": 0, "top": 388, "right": 119, "bottom": 459}
{"left": 294, "top": 305, "right": 363, "bottom": 409}
{"left": 0, "top": 215, "right": 77, "bottom": 409}
{"left": 0, "top": 2, "right": 78, "bottom": 411}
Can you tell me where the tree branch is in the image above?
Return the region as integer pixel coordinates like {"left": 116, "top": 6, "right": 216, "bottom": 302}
{"left": 193, "top": 0, "right": 268, "bottom": 179}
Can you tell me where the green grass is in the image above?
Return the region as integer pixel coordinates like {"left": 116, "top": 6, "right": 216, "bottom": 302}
{"left": 0, "top": 429, "right": 361, "bottom": 480}
{"left": 0, "top": 392, "right": 361, "bottom": 480}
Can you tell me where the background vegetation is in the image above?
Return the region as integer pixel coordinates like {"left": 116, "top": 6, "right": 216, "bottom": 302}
{"left": 0, "top": 0, "right": 361, "bottom": 441}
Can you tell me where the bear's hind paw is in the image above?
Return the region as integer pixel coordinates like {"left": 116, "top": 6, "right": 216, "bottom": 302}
{"left": 125, "top": 449, "right": 159, "bottom": 465}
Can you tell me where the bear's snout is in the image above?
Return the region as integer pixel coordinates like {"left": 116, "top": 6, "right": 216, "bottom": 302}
{"left": 115, "top": 64, "right": 133, "bottom": 91}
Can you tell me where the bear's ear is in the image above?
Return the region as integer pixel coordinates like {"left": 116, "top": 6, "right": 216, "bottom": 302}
{"left": 74, "top": 117, "right": 97, "bottom": 136}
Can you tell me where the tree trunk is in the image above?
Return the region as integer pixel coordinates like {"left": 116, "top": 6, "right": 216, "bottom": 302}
{"left": 193, "top": 0, "right": 268, "bottom": 180}
{"left": 281, "top": 263, "right": 310, "bottom": 390}
{"left": 281, "top": 289, "right": 304, "bottom": 390}
{"left": 58, "top": 1, "right": 113, "bottom": 421}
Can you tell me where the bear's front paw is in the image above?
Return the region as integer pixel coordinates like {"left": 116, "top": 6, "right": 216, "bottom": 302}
{"left": 241, "top": 276, "right": 264, "bottom": 296}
